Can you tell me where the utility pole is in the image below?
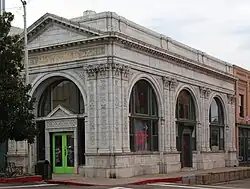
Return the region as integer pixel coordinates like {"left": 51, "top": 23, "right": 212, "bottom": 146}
{"left": 20, "top": 0, "right": 32, "bottom": 174}
{"left": 21, "top": 0, "right": 29, "bottom": 85}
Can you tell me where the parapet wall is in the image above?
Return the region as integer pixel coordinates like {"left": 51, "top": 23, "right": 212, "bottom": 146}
{"left": 72, "top": 11, "right": 233, "bottom": 75}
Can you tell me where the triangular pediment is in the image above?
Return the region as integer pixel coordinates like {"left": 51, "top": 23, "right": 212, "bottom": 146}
{"left": 28, "top": 23, "right": 89, "bottom": 48}
{"left": 47, "top": 105, "right": 74, "bottom": 118}
{"left": 26, "top": 13, "right": 103, "bottom": 49}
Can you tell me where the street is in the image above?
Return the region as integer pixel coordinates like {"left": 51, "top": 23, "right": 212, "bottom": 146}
{"left": 1, "top": 179, "right": 250, "bottom": 189}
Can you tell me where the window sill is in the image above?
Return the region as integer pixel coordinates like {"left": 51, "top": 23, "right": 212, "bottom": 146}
{"left": 210, "top": 150, "right": 225, "bottom": 153}
{"left": 125, "top": 151, "right": 160, "bottom": 155}
{"left": 85, "top": 151, "right": 161, "bottom": 156}
{"left": 163, "top": 151, "right": 181, "bottom": 155}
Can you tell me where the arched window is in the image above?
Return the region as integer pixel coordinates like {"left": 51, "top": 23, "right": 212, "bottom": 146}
{"left": 38, "top": 80, "right": 84, "bottom": 117}
{"left": 176, "top": 89, "right": 196, "bottom": 153}
{"left": 176, "top": 90, "right": 195, "bottom": 121}
{"left": 129, "top": 80, "right": 158, "bottom": 152}
{"left": 209, "top": 97, "right": 224, "bottom": 151}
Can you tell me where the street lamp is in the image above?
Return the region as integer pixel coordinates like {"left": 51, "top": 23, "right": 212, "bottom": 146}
{"left": 20, "top": 0, "right": 31, "bottom": 174}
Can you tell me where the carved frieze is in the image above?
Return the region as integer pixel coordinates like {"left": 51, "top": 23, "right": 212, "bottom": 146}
{"left": 45, "top": 119, "right": 77, "bottom": 129}
{"left": 29, "top": 46, "right": 105, "bottom": 66}
{"left": 85, "top": 63, "right": 130, "bottom": 79}
{"left": 199, "top": 86, "right": 211, "bottom": 99}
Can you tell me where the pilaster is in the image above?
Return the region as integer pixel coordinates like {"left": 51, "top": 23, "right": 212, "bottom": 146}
{"left": 120, "top": 65, "right": 130, "bottom": 152}
{"left": 227, "top": 94, "right": 236, "bottom": 151}
{"left": 98, "top": 63, "right": 110, "bottom": 153}
{"left": 199, "top": 87, "right": 211, "bottom": 152}
{"left": 111, "top": 63, "right": 130, "bottom": 153}
{"left": 169, "top": 78, "right": 178, "bottom": 152}
{"left": 85, "top": 65, "right": 98, "bottom": 153}
{"left": 162, "top": 76, "right": 171, "bottom": 152}
{"left": 85, "top": 62, "right": 130, "bottom": 154}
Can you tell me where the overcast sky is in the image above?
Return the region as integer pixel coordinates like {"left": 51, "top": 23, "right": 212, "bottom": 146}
{"left": 5, "top": 0, "right": 250, "bottom": 70}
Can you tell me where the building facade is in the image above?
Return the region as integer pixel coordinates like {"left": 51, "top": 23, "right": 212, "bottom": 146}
{"left": 233, "top": 65, "right": 250, "bottom": 165}
{"left": 7, "top": 10, "right": 238, "bottom": 178}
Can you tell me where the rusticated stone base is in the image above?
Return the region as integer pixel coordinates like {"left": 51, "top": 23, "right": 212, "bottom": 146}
{"left": 79, "top": 152, "right": 181, "bottom": 178}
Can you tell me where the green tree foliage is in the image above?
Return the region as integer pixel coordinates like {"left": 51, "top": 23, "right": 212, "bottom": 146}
{"left": 0, "top": 12, "right": 37, "bottom": 143}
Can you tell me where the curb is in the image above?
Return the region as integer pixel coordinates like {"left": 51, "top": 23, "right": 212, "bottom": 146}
{"left": 131, "top": 176, "right": 182, "bottom": 185}
{"left": 45, "top": 176, "right": 182, "bottom": 186}
{"left": 0, "top": 175, "right": 42, "bottom": 183}
{"left": 46, "top": 180, "right": 108, "bottom": 186}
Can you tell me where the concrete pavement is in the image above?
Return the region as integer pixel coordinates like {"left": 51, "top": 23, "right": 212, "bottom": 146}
{"left": 0, "top": 183, "right": 80, "bottom": 189}
{"left": 215, "top": 178, "right": 250, "bottom": 188}
{"left": 48, "top": 167, "right": 250, "bottom": 186}
{"left": 1, "top": 179, "right": 250, "bottom": 189}
{"left": 146, "top": 179, "right": 250, "bottom": 188}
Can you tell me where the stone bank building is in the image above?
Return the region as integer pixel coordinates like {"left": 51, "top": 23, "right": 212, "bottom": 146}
{"left": 7, "top": 10, "right": 238, "bottom": 178}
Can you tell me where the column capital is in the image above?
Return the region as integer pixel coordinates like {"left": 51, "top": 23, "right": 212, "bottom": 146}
{"left": 85, "top": 63, "right": 130, "bottom": 79}
{"left": 162, "top": 76, "right": 170, "bottom": 90}
{"left": 162, "top": 77, "right": 178, "bottom": 91}
{"left": 199, "top": 86, "right": 211, "bottom": 99}
{"left": 169, "top": 78, "right": 179, "bottom": 91}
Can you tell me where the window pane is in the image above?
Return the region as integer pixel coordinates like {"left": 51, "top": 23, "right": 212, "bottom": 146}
{"left": 219, "top": 127, "right": 224, "bottom": 150}
{"left": 179, "top": 103, "right": 184, "bottom": 118}
{"left": 39, "top": 89, "right": 51, "bottom": 117}
{"left": 177, "top": 90, "right": 195, "bottom": 120}
{"left": 51, "top": 80, "right": 84, "bottom": 114}
{"left": 176, "top": 136, "right": 180, "bottom": 151}
{"left": 210, "top": 98, "right": 224, "bottom": 125}
{"left": 134, "top": 81, "right": 149, "bottom": 114}
{"left": 239, "top": 94, "right": 244, "bottom": 117}
{"left": 151, "top": 92, "right": 157, "bottom": 115}
{"left": 211, "top": 128, "right": 219, "bottom": 150}
{"left": 134, "top": 119, "right": 149, "bottom": 151}
{"left": 151, "top": 120, "right": 159, "bottom": 151}
{"left": 239, "top": 138, "right": 245, "bottom": 161}
{"left": 210, "top": 99, "right": 219, "bottom": 123}
{"left": 247, "top": 138, "right": 250, "bottom": 161}
{"left": 192, "top": 128, "right": 196, "bottom": 150}
{"left": 129, "top": 118, "right": 135, "bottom": 152}
{"left": 152, "top": 136, "right": 158, "bottom": 151}
{"left": 79, "top": 94, "right": 84, "bottom": 113}
{"left": 152, "top": 120, "right": 158, "bottom": 135}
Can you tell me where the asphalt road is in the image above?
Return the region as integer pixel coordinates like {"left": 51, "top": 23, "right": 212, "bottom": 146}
{"left": 1, "top": 179, "right": 250, "bottom": 189}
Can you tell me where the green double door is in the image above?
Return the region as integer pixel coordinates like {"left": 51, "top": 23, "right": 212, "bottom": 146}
{"left": 52, "top": 133, "right": 74, "bottom": 174}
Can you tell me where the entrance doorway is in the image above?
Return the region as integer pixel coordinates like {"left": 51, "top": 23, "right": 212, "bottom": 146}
{"left": 52, "top": 132, "right": 74, "bottom": 174}
{"left": 175, "top": 89, "right": 197, "bottom": 168}
{"left": 178, "top": 125, "right": 194, "bottom": 168}
{"left": 181, "top": 131, "right": 192, "bottom": 167}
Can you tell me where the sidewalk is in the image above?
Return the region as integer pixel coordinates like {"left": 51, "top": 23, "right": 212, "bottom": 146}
{"left": 46, "top": 166, "right": 250, "bottom": 186}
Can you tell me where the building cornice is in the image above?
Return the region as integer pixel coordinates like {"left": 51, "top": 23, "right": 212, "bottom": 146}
{"left": 28, "top": 32, "right": 236, "bottom": 81}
